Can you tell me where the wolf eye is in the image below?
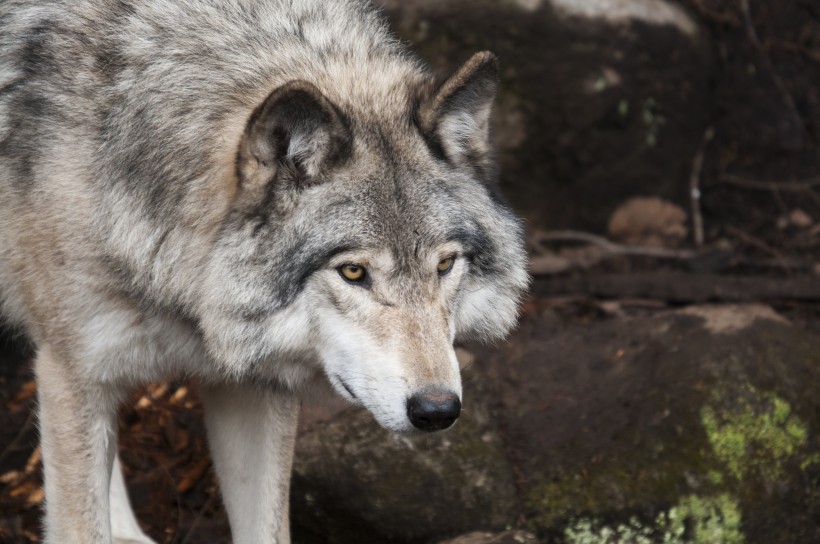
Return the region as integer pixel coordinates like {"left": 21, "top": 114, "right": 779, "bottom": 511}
{"left": 437, "top": 256, "right": 455, "bottom": 276}
{"left": 339, "top": 264, "right": 366, "bottom": 283}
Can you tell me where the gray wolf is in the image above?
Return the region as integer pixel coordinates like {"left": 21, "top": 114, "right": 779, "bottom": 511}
{"left": 0, "top": 0, "right": 528, "bottom": 542}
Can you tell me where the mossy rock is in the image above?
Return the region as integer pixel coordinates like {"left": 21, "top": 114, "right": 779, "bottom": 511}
{"left": 480, "top": 305, "right": 820, "bottom": 543}
{"left": 289, "top": 305, "right": 819, "bottom": 543}
{"left": 290, "top": 372, "right": 517, "bottom": 544}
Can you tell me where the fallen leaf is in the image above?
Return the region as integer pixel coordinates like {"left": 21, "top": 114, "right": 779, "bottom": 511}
{"left": 147, "top": 383, "right": 169, "bottom": 399}
{"left": 24, "top": 447, "right": 41, "bottom": 474}
{"left": 170, "top": 386, "right": 188, "bottom": 405}
{"left": 176, "top": 457, "right": 209, "bottom": 494}
{"left": 0, "top": 470, "right": 22, "bottom": 485}
{"left": 173, "top": 429, "right": 190, "bottom": 453}
{"left": 10, "top": 480, "right": 36, "bottom": 499}
{"left": 25, "top": 486, "right": 45, "bottom": 507}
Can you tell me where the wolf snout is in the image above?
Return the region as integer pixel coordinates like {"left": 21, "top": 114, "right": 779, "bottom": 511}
{"left": 406, "top": 389, "right": 461, "bottom": 431}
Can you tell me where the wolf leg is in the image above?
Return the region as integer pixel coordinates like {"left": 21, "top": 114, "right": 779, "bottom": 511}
{"left": 110, "top": 455, "right": 157, "bottom": 544}
{"left": 201, "top": 384, "right": 299, "bottom": 544}
{"left": 36, "top": 345, "right": 121, "bottom": 544}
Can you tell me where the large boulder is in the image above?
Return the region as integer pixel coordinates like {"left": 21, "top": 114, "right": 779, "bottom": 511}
{"left": 292, "top": 304, "right": 820, "bottom": 543}
{"left": 485, "top": 304, "right": 820, "bottom": 543}
{"left": 376, "top": 0, "right": 713, "bottom": 231}
{"left": 291, "top": 373, "right": 517, "bottom": 544}
{"left": 438, "top": 530, "right": 538, "bottom": 544}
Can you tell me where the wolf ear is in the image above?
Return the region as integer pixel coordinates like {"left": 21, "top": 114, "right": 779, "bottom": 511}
{"left": 419, "top": 51, "right": 499, "bottom": 174}
{"left": 237, "top": 81, "right": 350, "bottom": 189}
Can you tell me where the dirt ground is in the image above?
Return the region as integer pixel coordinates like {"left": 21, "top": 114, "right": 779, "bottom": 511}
{"left": 1, "top": 0, "right": 819, "bottom": 542}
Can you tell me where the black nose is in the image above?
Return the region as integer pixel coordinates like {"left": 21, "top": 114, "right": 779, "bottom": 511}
{"left": 406, "top": 389, "right": 461, "bottom": 431}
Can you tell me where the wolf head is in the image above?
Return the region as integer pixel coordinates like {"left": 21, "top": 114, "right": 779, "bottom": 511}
{"left": 199, "top": 52, "right": 528, "bottom": 433}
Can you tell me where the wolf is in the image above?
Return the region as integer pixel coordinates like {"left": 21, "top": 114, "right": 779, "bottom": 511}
{"left": 0, "top": 0, "right": 528, "bottom": 542}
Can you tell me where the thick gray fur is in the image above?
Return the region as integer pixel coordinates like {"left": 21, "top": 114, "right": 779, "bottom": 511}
{"left": 0, "top": 1, "right": 528, "bottom": 542}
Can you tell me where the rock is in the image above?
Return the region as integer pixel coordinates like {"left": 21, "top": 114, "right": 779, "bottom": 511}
{"left": 290, "top": 372, "right": 517, "bottom": 544}
{"left": 297, "top": 395, "right": 349, "bottom": 433}
{"left": 480, "top": 304, "right": 820, "bottom": 544}
{"left": 549, "top": 0, "right": 697, "bottom": 36}
{"left": 437, "top": 530, "right": 538, "bottom": 544}
{"left": 290, "top": 304, "right": 820, "bottom": 543}
{"left": 528, "top": 251, "right": 573, "bottom": 275}
{"left": 376, "top": 0, "right": 713, "bottom": 231}
{"left": 607, "top": 196, "right": 688, "bottom": 247}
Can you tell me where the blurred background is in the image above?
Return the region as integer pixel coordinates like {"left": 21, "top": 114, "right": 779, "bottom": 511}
{"left": 2, "top": 0, "right": 819, "bottom": 542}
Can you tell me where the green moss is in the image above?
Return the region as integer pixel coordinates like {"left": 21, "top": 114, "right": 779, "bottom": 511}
{"left": 640, "top": 97, "right": 666, "bottom": 146}
{"left": 524, "top": 422, "right": 720, "bottom": 531}
{"left": 564, "top": 516, "right": 655, "bottom": 544}
{"left": 707, "top": 470, "right": 724, "bottom": 485}
{"left": 525, "top": 385, "right": 817, "bottom": 540}
{"left": 800, "top": 454, "right": 820, "bottom": 471}
{"left": 525, "top": 467, "right": 668, "bottom": 530}
{"left": 665, "top": 494, "right": 743, "bottom": 544}
{"left": 700, "top": 387, "right": 811, "bottom": 482}
{"left": 563, "top": 494, "right": 743, "bottom": 544}
{"left": 528, "top": 451, "right": 697, "bottom": 529}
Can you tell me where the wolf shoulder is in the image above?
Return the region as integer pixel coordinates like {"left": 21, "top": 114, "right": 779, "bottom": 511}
{"left": 0, "top": 0, "right": 412, "bottom": 338}
{"left": 0, "top": 0, "right": 409, "bottom": 201}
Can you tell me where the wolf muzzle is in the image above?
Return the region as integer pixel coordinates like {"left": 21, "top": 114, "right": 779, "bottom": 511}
{"left": 406, "top": 388, "right": 461, "bottom": 431}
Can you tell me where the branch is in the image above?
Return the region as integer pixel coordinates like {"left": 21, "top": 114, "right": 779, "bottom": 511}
{"left": 689, "top": 127, "right": 714, "bottom": 247}
{"left": 533, "top": 230, "right": 697, "bottom": 259}
{"left": 530, "top": 230, "right": 813, "bottom": 275}
{"left": 725, "top": 225, "right": 793, "bottom": 271}
{"left": 687, "top": 0, "right": 741, "bottom": 26}
{"left": 768, "top": 41, "right": 820, "bottom": 64}
{"left": 534, "top": 272, "right": 820, "bottom": 303}
{"left": 717, "top": 174, "right": 820, "bottom": 192}
{"left": 0, "top": 411, "right": 35, "bottom": 467}
{"left": 179, "top": 492, "right": 218, "bottom": 544}
{"left": 739, "top": 0, "right": 806, "bottom": 142}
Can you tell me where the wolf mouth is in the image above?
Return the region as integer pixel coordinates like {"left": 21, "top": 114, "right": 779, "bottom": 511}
{"left": 335, "top": 375, "right": 358, "bottom": 400}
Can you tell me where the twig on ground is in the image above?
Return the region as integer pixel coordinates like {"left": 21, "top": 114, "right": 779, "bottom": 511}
{"left": 725, "top": 225, "right": 793, "bottom": 271}
{"left": 688, "top": 0, "right": 740, "bottom": 25}
{"left": 689, "top": 127, "right": 714, "bottom": 247}
{"left": 768, "top": 41, "right": 820, "bottom": 64}
{"left": 533, "top": 230, "right": 697, "bottom": 259}
{"left": 530, "top": 229, "right": 813, "bottom": 275}
{"left": 534, "top": 272, "right": 820, "bottom": 303}
{"left": 717, "top": 174, "right": 820, "bottom": 192}
{"left": 0, "top": 412, "right": 35, "bottom": 467}
{"left": 739, "top": 0, "right": 806, "bottom": 141}
{"left": 179, "top": 492, "right": 218, "bottom": 544}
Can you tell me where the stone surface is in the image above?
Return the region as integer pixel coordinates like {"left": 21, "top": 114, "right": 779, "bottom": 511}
{"left": 607, "top": 196, "right": 688, "bottom": 247}
{"left": 482, "top": 304, "right": 820, "bottom": 543}
{"left": 549, "top": 0, "right": 698, "bottom": 36}
{"left": 376, "top": 0, "right": 713, "bottom": 232}
{"left": 438, "top": 530, "right": 538, "bottom": 544}
{"left": 290, "top": 304, "right": 820, "bottom": 543}
{"left": 290, "top": 372, "right": 517, "bottom": 544}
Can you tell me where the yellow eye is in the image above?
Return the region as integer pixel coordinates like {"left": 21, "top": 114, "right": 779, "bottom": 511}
{"left": 437, "top": 256, "right": 455, "bottom": 275}
{"left": 339, "top": 264, "right": 366, "bottom": 283}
